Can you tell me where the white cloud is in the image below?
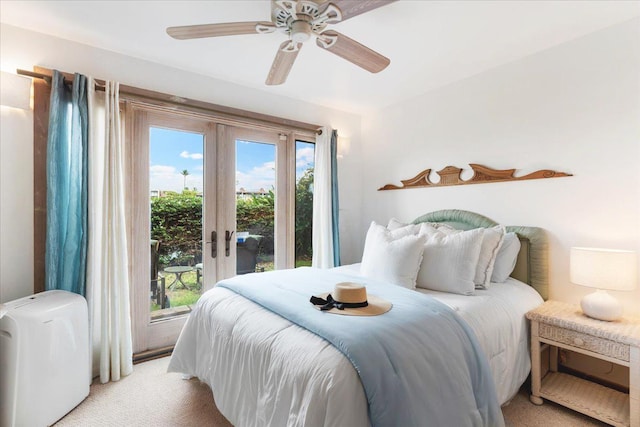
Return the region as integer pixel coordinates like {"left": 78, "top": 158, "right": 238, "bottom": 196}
{"left": 295, "top": 147, "right": 314, "bottom": 181}
{"left": 180, "top": 150, "right": 204, "bottom": 160}
{"left": 236, "top": 161, "right": 276, "bottom": 192}
{"left": 296, "top": 147, "right": 315, "bottom": 169}
{"left": 150, "top": 164, "right": 203, "bottom": 193}
{"left": 150, "top": 165, "right": 176, "bottom": 175}
{"left": 252, "top": 161, "right": 276, "bottom": 176}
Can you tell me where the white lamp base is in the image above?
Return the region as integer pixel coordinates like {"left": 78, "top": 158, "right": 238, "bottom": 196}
{"left": 580, "top": 289, "right": 623, "bottom": 321}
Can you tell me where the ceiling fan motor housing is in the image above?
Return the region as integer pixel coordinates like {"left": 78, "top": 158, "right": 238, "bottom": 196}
{"left": 290, "top": 19, "right": 312, "bottom": 43}
{"left": 273, "top": 0, "right": 343, "bottom": 44}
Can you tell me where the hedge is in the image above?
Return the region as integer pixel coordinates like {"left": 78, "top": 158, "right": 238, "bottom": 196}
{"left": 150, "top": 169, "right": 313, "bottom": 267}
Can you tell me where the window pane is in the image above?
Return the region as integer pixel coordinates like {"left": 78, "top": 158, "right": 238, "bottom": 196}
{"left": 149, "top": 127, "right": 204, "bottom": 320}
{"left": 295, "top": 141, "right": 315, "bottom": 267}
{"left": 236, "top": 140, "right": 276, "bottom": 273}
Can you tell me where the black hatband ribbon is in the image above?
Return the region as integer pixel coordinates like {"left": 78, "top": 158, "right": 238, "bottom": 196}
{"left": 310, "top": 294, "right": 369, "bottom": 311}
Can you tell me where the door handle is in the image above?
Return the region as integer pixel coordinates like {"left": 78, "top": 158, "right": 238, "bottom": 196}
{"left": 210, "top": 231, "right": 217, "bottom": 258}
{"left": 225, "top": 230, "right": 234, "bottom": 256}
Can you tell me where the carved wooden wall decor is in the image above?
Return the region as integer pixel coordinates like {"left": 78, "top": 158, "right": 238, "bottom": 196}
{"left": 378, "top": 164, "right": 572, "bottom": 191}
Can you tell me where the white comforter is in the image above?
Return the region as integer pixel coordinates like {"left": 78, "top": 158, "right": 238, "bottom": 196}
{"left": 168, "top": 264, "right": 543, "bottom": 426}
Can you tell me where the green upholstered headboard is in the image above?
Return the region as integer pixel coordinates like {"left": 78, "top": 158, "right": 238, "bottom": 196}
{"left": 412, "top": 209, "right": 549, "bottom": 300}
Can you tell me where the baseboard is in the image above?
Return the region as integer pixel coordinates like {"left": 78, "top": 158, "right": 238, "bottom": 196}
{"left": 133, "top": 346, "right": 174, "bottom": 364}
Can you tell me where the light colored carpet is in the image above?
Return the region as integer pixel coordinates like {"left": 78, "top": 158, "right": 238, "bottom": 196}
{"left": 502, "top": 388, "right": 607, "bottom": 427}
{"left": 55, "top": 356, "right": 607, "bottom": 426}
{"left": 54, "top": 356, "right": 232, "bottom": 427}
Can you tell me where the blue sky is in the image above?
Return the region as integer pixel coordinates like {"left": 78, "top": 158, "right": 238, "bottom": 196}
{"left": 150, "top": 127, "right": 314, "bottom": 193}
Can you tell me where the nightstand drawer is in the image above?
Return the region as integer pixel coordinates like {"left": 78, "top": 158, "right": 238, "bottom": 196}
{"left": 539, "top": 323, "right": 630, "bottom": 362}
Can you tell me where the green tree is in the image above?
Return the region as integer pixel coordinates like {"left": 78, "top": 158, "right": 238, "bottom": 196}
{"left": 181, "top": 169, "right": 189, "bottom": 190}
{"left": 151, "top": 190, "right": 202, "bottom": 266}
{"left": 150, "top": 171, "right": 314, "bottom": 269}
{"left": 295, "top": 168, "right": 314, "bottom": 259}
{"left": 236, "top": 190, "right": 275, "bottom": 255}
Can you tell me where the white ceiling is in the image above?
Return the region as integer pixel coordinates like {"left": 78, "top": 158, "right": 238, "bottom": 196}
{"left": 1, "top": 1, "right": 639, "bottom": 115}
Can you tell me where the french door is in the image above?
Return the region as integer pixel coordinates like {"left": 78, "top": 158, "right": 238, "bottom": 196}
{"left": 128, "top": 105, "right": 295, "bottom": 353}
{"left": 130, "top": 108, "right": 215, "bottom": 352}
{"left": 226, "top": 126, "right": 294, "bottom": 275}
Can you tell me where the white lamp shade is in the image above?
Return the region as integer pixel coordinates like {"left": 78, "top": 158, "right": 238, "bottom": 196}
{"left": 570, "top": 247, "right": 637, "bottom": 291}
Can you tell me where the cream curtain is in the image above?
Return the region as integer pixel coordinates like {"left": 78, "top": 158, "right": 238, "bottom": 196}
{"left": 312, "top": 126, "right": 335, "bottom": 268}
{"left": 86, "top": 78, "right": 133, "bottom": 383}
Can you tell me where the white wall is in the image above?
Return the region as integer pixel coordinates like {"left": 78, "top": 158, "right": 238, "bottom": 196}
{"left": 0, "top": 23, "right": 363, "bottom": 302}
{"left": 0, "top": 104, "right": 34, "bottom": 303}
{"left": 361, "top": 18, "right": 640, "bottom": 316}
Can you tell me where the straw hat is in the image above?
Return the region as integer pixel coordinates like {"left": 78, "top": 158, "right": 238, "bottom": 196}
{"left": 310, "top": 282, "right": 392, "bottom": 316}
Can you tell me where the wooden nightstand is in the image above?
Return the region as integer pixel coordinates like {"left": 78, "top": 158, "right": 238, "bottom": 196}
{"left": 526, "top": 300, "right": 640, "bottom": 427}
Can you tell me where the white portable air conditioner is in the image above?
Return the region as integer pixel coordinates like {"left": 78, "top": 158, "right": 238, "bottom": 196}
{"left": 0, "top": 290, "right": 90, "bottom": 427}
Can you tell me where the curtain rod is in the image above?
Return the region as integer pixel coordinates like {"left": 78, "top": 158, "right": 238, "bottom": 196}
{"left": 18, "top": 69, "right": 52, "bottom": 83}
{"left": 17, "top": 68, "right": 323, "bottom": 135}
{"left": 18, "top": 69, "right": 107, "bottom": 91}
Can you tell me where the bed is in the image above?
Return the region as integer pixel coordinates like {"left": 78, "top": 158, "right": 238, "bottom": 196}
{"left": 168, "top": 210, "right": 548, "bottom": 426}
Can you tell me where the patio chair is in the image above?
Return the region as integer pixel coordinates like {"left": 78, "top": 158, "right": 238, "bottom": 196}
{"left": 193, "top": 236, "right": 262, "bottom": 284}
{"left": 195, "top": 263, "right": 203, "bottom": 288}
{"left": 237, "top": 236, "right": 262, "bottom": 275}
{"left": 150, "top": 240, "right": 169, "bottom": 309}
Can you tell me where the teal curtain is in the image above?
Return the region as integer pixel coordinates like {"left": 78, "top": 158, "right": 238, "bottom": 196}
{"left": 330, "top": 130, "right": 341, "bottom": 266}
{"left": 45, "top": 70, "right": 88, "bottom": 295}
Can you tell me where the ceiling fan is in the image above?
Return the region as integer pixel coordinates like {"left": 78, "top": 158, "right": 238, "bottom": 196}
{"left": 166, "top": 0, "right": 396, "bottom": 85}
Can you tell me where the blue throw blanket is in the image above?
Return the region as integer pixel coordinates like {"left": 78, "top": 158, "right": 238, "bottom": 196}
{"left": 217, "top": 267, "right": 504, "bottom": 427}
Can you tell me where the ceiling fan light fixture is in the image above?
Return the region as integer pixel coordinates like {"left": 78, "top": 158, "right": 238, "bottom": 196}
{"left": 290, "top": 20, "right": 312, "bottom": 44}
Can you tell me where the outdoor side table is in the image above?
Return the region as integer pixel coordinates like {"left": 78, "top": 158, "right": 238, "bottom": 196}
{"left": 163, "top": 266, "right": 194, "bottom": 290}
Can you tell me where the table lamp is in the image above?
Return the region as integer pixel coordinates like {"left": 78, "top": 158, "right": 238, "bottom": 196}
{"left": 570, "top": 247, "right": 637, "bottom": 321}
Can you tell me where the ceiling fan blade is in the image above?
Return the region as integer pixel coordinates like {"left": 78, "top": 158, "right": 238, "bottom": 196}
{"left": 167, "top": 21, "right": 275, "bottom": 40}
{"left": 322, "top": 0, "right": 397, "bottom": 22}
{"left": 316, "top": 30, "right": 390, "bottom": 73}
{"left": 266, "top": 41, "right": 302, "bottom": 86}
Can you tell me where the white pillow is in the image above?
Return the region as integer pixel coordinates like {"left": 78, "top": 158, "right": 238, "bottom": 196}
{"left": 491, "top": 232, "right": 521, "bottom": 283}
{"left": 474, "top": 226, "right": 505, "bottom": 288}
{"left": 431, "top": 223, "right": 459, "bottom": 233}
{"left": 429, "top": 225, "right": 506, "bottom": 289}
{"left": 415, "top": 228, "right": 485, "bottom": 295}
{"left": 388, "top": 218, "right": 449, "bottom": 234}
{"left": 387, "top": 217, "right": 422, "bottom": 234}
{"left": 361, "top": 222, "right": 426, "bottom": 289}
